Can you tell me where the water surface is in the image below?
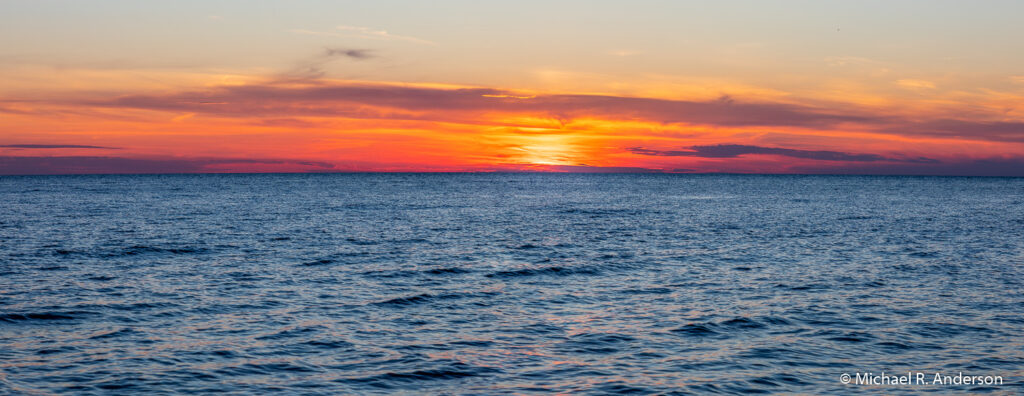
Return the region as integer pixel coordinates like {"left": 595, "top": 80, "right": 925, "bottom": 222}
{"left": 1, "top": 174, "right": 1022, "bottom": 394}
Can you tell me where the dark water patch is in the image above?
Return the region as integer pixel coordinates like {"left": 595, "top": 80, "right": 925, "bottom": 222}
{"left": 422, "top": 267, "right": 470, "bottom": 275}
{"left": 620, "top": 286, "right": 673, "bottom": 295}
{"left": 302, "top": 339, "right": 353, "bottom": 350}
{"left": 255, "top": 325, "right": 325, "bottom": 341}
{"left": 720, "top": 317, "right": 766, "bottom": 329}
{"left": 392, "top": 238, "right": 430, "bottom": 244}
{"left": 560, "top": 208, "right": 648, "bottom": 216}
{"left": 94, "top": 379, "right": 146, "bottom": 391}
{"left": 449, "top": 339, "right": 494, "bottom": 348}
{"left": 35, "top": 346, "right": 79, "bottom": 355}
{"left": 89, "top": 327, "right": 138, "bottom": 340}
{"left": 592, "top": 382, "right": 652, "bottom": 394}
{"left": 721, "top": 384, "right": 772, "bottom": 394}
{"left": 54, "top": 245, "right": 210, "bottom": 258}
{"left": 682, "top": 383, "right": 724, "bottom": 393}
{"left": 988, "top": 314, "right": 1024, "bottom": 325}
{"left": 762, "top": 373, "right": 809, "bottom": 386}
{"left": 112, "top": 245, "right": 209, "bottom": 257}
{"left": 775, "top": 283, "right": 829, "bottom": 292}
{"left": 104, "top": 302, "right": 179, "bottom": 311}
{"left": 87, "top": 275, "right": 117, "bottom": 281}
{"left": 563, "top": 332, "right": 635, "bottom": 348}
{"left": 208, "top": 349, "right": 241, "bottom": 359}
{"left": 748, "top": 377, "right": 781, "bottom": 387}
{"left": 376, "top": 294, "right": 427, "bottom": 307}
{"left": 268, "top": 339, "right": 357, "bottom": 357}
{"left": 373, "top": 291, "right": 494, "bottom": 307}
{"left": 596, "top": 252, "right": 636, "bottom": 261}
{"left": 875, "top": 341, "right": 914, "bottom": 351}
{"left": 907, "top": 250, "right": 940, "bottom": 258}
{"left": 224, "top": 271, "right": 268, "bottom": 282}
{"left": 863, "top": 280, "right": 886, "bottom": 288}
{"left": 907, "top": 322, "right": 997, "bottom": 338}
{"left": 760, "top": 316, "right": 793, "bottom": 326}
{"left": 336, "top": 251, "right": 371, "bottom": 258}
{"left": 498, "top": 321, "right": 566, "bottom": 337}
{"left": 826, "top": 331, "right": 874, "bottom": 343}
{"left": 344, "top": 362, "right": 497, "bottom": 386}
{"left": 0, "top": 311, "right": 98, "bottom": 323}
{"left": 360, "top": 269, "right": 419, "bottom": 279}
{"left": 736, "top": 346, "right": 804, "bottom": 361}
{"left": 709, "top": 222, "right": 741, "bottom": 230}
{"left": 300, "top": 259, "right": 335, "bottom": 267}
{"left": 486, "top": 265, "right": 600, "bottom": 278}
{"left": 671, "top": 323, "right": 720, "bottom": 337}
{"left": 217, "top": 361, "right": 321, "bottom": 376}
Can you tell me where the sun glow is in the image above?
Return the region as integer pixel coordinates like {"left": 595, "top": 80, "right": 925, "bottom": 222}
{"left": 511, "top": 135, "right": 579, "bottom": 166}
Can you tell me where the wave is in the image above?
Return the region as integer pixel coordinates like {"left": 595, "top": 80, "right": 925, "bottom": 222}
{"left": 374, "top": 291, "right": 499, "bottom": 307}
{"left": 485, "top": 265, "right": 600, "bottom": 278}
{"left": 0, "top": 311, "right": 99, "bottom": 323}
{"left": 53, "top": 245, "right": 209, "bottom": 258}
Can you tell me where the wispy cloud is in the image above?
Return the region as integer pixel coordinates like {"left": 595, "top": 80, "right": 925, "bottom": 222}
{"left": 896, "top": 79, "right": 936, "bottom": 90}
{"left": 283, "top": 47, "right": 376, "bottom": 80}
{"left": 289, "top": 25, "right": 435, "bottom": 45}
{"left": 324, "top": 48, "right": 374, "bottom": 60}
{"left": 335, "top": 25, "right": 435, "bottom": 45}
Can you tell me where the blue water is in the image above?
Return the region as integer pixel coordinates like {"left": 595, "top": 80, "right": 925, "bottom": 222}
{"left": 1, "top": 174, "right": 1022, "bottom": 394}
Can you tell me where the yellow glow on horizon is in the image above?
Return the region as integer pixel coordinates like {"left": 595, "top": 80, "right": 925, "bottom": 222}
{"left": 507, "top": 135, "right": 580, "bottom": 166}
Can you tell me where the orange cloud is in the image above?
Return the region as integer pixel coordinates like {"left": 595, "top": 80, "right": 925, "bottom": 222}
{"left": 2, "top": 76, "right": 1024, "bottom": 175}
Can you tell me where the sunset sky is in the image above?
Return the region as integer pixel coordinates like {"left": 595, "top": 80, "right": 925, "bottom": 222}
{"left": 2, "top": 0, "right": 1024, "bottom": 175}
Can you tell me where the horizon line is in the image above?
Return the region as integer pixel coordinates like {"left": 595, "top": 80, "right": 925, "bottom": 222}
{"left": 2, "top": 171, "right": 1021, "bottom": 178}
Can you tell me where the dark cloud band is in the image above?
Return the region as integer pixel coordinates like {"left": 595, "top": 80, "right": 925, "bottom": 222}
{"left": 1, "top": 144, "right": 118, "bottom": 149}
{"left": 628, "top": 144, "right": 940, "bottom": 163}
{"left": 82, "top": 81, "right": 1024, "bottom": 143}
{"left": 0, "top": 156, "right": 334, "bottom": 175}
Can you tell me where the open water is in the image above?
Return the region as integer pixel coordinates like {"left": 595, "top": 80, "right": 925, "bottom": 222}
{"left": 1, "top": 174, "right": 1022, "bottom": 394}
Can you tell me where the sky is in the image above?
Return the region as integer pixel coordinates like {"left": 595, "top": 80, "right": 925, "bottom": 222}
{"left": 2, "top": 0, "right": 1024, "bottom": 175}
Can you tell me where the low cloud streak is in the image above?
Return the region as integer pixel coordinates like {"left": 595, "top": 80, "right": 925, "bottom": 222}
{"left": 628, "top": 144, "right": 940, "bottom": 163}
{"left": 1, "top": 144, "right": 118, "bottom": 149}
{"left": 0, "top": 156, "right": 335, "bottom": 175}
